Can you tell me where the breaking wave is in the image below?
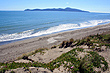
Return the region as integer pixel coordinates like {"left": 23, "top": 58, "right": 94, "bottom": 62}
{"left": 0, "top": 19, "right": 110, "bottom": 42}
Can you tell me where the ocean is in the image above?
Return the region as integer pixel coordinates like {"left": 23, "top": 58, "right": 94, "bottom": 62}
{"left": 0, "top": 11, "right": 110, "bottom": 45}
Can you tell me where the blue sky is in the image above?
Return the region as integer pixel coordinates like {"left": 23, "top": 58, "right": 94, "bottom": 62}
{"left": 0, "top": 0, "right": 110, "bottom": 13}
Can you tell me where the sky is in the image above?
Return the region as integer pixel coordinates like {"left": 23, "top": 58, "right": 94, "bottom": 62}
{"left": 0, "top": 0, "right": 110, "bottom": 13}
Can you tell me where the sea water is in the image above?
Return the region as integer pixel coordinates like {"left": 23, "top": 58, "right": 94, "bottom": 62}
{"left": 0, "top": 11, "right": 110, "bottom": 45}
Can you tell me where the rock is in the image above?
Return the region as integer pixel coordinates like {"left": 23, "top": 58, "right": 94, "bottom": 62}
{"left": 84, "top": 49, "right": 92, "bottom": 52}
{"left": 22, "top": 56, "right": 34, "bottom": 62}
{"left": 95, "top": 46, "right": 107, "bottom": 52}
{"left": 78, "top": 45, "right": 88, "bottom": 49}
{"left": 101, "top": 64, "right": 105, "bottom": 68}
{"left": 101, "top": 46, "right": 107, "bottom": 51}
{"left": 5, "top": 67, "right": 29, "bottom": 73}
{"left": 14, "top": 59, "right": 32, "bottom": 63}
{"left": 94, "top": 43, "right": 99, "bottom": 46}
{"left": 0, "top": 66, "right": 4, "bottom": 69}
{"left": 64, "top": 61, "right": 67, "bottom": 64}
{"left": 77, "top": 52, "right": 88, "bottom": 59}
{"left": 5, "top": 67, "right": 52, "bottom": 73}
{"left": 29, "top": 67, "right": 36, "bottom": 71}
{"left": 53, "top": 65, "right": 70, "bottom": 73}
{"left": 53, "top": 68, "right": 61, "bottom": 73}
{"left": 95, "top": 47, "right": 103, "bottom": 52}
{"left": 35, "top": 67, "right": 52, "bottom": 73}
{"left": 94, "top": 67, "right": 101, "bottom": 72}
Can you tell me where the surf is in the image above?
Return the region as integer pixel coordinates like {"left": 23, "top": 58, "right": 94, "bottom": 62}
{"left": 0, "top": 19, "right": 110, "bottom": 42}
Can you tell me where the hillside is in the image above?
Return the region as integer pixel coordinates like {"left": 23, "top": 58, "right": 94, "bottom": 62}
{"left": 24, "top": 7, "right": 89, "bottom": 12}
{"left": 0, "top": 31, "right": 110, "bottom": 73}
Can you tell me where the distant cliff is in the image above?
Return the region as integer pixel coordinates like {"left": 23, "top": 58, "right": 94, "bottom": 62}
{"left": 24, "top": 7, "right": 89, "bottom": 12}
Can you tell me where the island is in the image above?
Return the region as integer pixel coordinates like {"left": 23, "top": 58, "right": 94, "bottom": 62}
{"left": 24, "top": 7, "right": 89, "bottom": 12}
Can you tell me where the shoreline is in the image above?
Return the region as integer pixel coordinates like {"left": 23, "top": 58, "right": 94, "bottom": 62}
{"left": 0, "top": 23, "right": 110, "bottom": 62}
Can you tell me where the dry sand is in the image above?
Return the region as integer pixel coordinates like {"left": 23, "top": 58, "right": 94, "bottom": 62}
{"left": 0, "top": 23, "right": 110, "bottom": 63}
{"left": 28, "top": 47, "right": 74, "bottom": 63}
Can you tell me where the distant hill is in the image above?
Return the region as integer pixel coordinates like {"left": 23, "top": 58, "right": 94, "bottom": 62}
{"left": 24, "top": 7, "right": 89, "bottom": 12}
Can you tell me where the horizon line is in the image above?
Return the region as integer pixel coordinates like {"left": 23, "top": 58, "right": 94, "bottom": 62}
{"left": 0, "top": 10, "right": 110, "bottom": 13}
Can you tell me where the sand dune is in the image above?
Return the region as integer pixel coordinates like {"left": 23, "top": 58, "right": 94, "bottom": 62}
{"left": 0, "top": 23, "right": 110, "bottom": 63}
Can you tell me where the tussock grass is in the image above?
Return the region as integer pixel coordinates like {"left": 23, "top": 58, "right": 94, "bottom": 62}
{"left": 17, "top": 48, "right": 48, "bottom": 60}
{"left": 0, "top": 48, "right": 108, "bottom": 73}
{"left": 1, "top": 32, "right": 110, "bottom": 73}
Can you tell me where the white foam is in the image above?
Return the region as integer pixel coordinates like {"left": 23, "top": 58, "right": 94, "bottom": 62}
{"left": 31, "top": 20, "right": 110, "bottom": 37}
{"left": 0, "top": 30, "right": 34, "bottom": 42}
{"left": 80, "top": 20, "right": 110, "bottom": 28}
{"left": 0, "top": 19, "right": 110, "bottom": 42}
{"left": 31, "top": 24, "right": 79, "bottom": 37}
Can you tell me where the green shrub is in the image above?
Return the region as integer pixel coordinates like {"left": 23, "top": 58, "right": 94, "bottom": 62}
{"left": 1, "top": 32, "right": 110, "bottom": 73}
{"left": 88, "top": 51, "right": 108, "bottom": 71}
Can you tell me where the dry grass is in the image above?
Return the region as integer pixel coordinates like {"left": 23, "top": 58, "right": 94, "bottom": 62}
{"left": 17, "top": 48, "right": 48, "bottom": 60}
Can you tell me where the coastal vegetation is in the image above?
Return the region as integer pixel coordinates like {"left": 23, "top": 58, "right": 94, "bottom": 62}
{"left": 0, "top": 32, "right": 110, "bottom": 73}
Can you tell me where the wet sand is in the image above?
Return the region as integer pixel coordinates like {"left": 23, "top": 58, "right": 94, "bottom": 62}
{"left": 0, "top": 23, "right": 110, "bottom": 63}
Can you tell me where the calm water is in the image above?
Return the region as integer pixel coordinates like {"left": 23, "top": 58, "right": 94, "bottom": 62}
{"left": 0, "top": 11, "right": 110, "bottom": 44}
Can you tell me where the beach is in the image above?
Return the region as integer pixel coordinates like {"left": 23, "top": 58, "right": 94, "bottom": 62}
{"left": 0, "top": 23, "right": 110, "bottom": 63}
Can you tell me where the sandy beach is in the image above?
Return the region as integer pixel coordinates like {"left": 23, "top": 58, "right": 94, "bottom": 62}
{"left": 0, "top": 23, "right": 110, "bottom": 63}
